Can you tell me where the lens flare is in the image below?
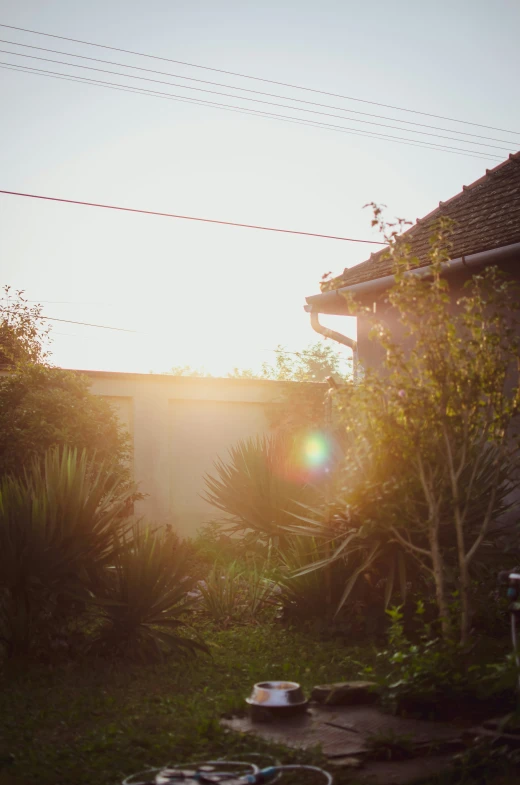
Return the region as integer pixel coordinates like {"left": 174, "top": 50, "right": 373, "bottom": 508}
{"left": 272, "top": 430, "right": 337, "bottom": 485}
{"left": 303, "top": 433, "right": 331, "bottom": 468}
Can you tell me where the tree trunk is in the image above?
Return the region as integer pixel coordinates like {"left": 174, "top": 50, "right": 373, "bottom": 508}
{"left": 458, "top": 557, "right": 472, "bottom": 646}
{"left": 454, "top": 513, "right": 472, "bottom": 645}
{"left": 429, "top": 528, "right": 451, "bottom": 638}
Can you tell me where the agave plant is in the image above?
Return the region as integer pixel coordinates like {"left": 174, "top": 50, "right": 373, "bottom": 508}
{"left": 91, "top": 525, "right": 207, "bottom": 661}
{"left": 203, "top": 434, "right": 322, "bottom": 546}
{"left": 0, "top": 446, "right": 135, "bottom": 658}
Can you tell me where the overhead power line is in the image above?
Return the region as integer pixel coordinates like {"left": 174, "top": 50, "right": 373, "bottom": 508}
{"left": 2, "top": 63, "right": 501, "bottom": 161}
{"left": 0, "top": 297, "right": 110, "bottom": 305}
{"left": 0, "top": 189, "right": 387, "bottom": 244}
{"left": 2, "top": 21, "right": 519, "bottom": 136}
{"left": 1, "top": 38, "right": 516, "bottom": 147}
{"left": 0, "top": 48, "right": 512, "bottom": 153}
{"left": 2, "top": 310, "right": 134, "bottom": 331}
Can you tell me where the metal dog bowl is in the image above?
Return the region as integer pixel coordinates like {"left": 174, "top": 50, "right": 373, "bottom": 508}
{"left": 246, "top": 681, "right": 308, "bottom": 720}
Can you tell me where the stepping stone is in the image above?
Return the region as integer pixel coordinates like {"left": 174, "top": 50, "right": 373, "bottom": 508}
{"left": 311, "top": 681, "right": 380, "bottom": 706}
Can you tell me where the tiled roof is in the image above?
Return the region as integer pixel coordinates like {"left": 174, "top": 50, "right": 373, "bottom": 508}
{"left": 329, "top": 152, "right": 520, "bottom": 289}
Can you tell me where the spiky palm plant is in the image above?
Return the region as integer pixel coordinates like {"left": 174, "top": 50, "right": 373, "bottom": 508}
{"left": 203, "top": 434, "right": 321, "bottom": 546}
{"left": 0, "top": 446, "right": 135, "bottom": 658}
{"left": 91, "top": 525, "right": 207, "bottom": 661}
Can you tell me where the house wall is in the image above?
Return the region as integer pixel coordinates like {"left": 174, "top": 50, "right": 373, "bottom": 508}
{"left": 82, "top": 371, "right": 321, "bottom": 539}
{"left": 356, "top": 259, "right": 520, "bottom": 371}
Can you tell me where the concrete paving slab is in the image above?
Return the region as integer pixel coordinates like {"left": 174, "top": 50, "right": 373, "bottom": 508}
{"left": 222, "top": 705, "right": 462, "bottom": 758}
{"left": 221, "top": 704, "right": 464, "bottom": 784}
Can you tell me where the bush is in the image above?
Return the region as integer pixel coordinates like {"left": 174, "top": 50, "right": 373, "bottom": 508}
{"left": 0, "top": 446, "right": 135, "bottom": 658}
{"left": 309, "top": 219, "right": 520, "bottom": 644}
{"left": 0, "top": 363, "right": 131, "bottom": 481}
{"left": 90, "top": 525, "right": 207, "bottom": 661}
{"left": 366, "top": 605, "right": 493, "bottom": 718}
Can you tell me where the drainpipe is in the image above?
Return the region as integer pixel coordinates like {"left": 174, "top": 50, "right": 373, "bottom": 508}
{"left": 309, "top": 310, "right": 358, "bottom": 381}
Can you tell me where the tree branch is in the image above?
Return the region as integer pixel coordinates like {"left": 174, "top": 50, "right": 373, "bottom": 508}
{"left": 390, "top": 525, "right": 432, "bottom": 558}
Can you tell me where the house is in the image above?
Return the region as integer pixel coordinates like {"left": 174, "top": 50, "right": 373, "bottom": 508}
{"left": 304, "top": 152, "right": 520, "bottom": 369}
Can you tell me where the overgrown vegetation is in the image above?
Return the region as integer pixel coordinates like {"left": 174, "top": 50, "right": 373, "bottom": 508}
{"left": 0, "top": 447, "right": 135, "bottom": 659}
{"left": 2, "top": 212, "right": 520, "bottom": 785}
{"left": 0, "top": 447, "right": 200, "bottom": 662}
{"left": 287, "top": 213, "right": 520, "bottom": 645}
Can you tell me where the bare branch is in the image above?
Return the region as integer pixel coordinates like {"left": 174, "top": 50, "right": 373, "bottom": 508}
{"left": 390, "top": 526, "right": 432, "bottom": 558}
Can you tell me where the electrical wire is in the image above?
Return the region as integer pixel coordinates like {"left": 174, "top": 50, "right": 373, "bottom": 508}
{"left": 1, "top": 41, "right": 515, "bottom": 149}
{"left": 1, "top": 62, "right": 501, "bottom": 161}
{"left": 1, "top": 309, "right": 135, "bottom": 332}
{"left": 4, "top": 47, "right": 512, "bottom": 151}
{"left": 0, "top": 187, "right": 389, "bottom": 244}
{"left": 0, "top": 297, "right": 109, "bottom": 304}
{"left": 2, "top": 21, "right": 519, "bottom": 136}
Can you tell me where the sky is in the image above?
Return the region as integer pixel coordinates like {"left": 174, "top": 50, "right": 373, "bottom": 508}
{"left": 1, "top": 0, "right": 519, "bottom": 376}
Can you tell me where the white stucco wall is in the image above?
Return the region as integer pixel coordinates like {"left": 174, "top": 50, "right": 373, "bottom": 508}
{"left": 80, "top": 371, "right": 320, "bottom": 539}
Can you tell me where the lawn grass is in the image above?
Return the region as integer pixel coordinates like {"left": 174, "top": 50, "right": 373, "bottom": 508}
{"left": 0, "top": 622, "right": 517, "bottom": 785}
{"left": 0, "top": 623, "right": 375, "bottom": 785}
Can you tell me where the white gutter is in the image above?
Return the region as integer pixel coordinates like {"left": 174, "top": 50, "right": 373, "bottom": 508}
{"left": 304, "top": 241, "right": 520, "bottom": 315}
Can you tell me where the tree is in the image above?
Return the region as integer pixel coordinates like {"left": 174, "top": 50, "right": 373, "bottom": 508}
{"left": 258, "top": 343, "right": 349, "bottom": 383}
{"left": 0, "top": 286, "right": 51, "bottom": 367}
{"left": 318, "top": 213, "right": 520, "bottom": 644}
{"left": 0, "top": 285, "right": 131, "bottom": 481}
{"left": 162, "top": 342, "right": 349, "bottom": 383}
{"left": 164, "top": 365, "right": 214, "bottom": 377}
{"left": 0, "top": 363, "right": 132, "bottom": 481}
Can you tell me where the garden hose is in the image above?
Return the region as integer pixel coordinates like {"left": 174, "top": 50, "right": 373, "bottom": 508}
{"left": 123, "top": 758, "right": 332, "bottom": 785}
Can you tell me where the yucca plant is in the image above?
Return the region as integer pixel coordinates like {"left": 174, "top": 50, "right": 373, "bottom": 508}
{"left": 203, "top": 434, "right": 322, "bottom": 546}
{"left": 287, "top": 486, "right": 417, "bottom": 619}
{"left": 0, "top": 446, "right": 135, "bottom": 658}
{"left": 91, "top": 525, "right": 207, "bottom": 661}
{"left": 273, "top": 534, "right": 359, "bottom": 620}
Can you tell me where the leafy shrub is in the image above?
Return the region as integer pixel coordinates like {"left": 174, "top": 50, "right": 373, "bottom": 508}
{"left": 90, "top": 525, "right": 207, "bottom": 661}
{"left": 450, "top": 738, "right": 520, "bottom": 783}
{"left": 0, "top": 446, "right": 135, "bottom": 658}
{"left": 0, "top": 363, "right": 132, "bottom": 482}
{"left": 366, "top": 606, "right": 486, "bottom": 718}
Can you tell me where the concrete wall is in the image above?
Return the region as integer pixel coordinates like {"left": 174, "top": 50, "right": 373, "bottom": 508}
{"left": 82, "top": 371, "right": 316, "bottom": 539}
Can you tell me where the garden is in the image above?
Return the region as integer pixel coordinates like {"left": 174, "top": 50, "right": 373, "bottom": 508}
{"left": 1, "top": 214, "right": 520, "bottom": 785}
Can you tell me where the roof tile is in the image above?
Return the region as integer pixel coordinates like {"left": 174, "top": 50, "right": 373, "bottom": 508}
{"left": 330, "top": 152, "right": 520, "bottom": 289}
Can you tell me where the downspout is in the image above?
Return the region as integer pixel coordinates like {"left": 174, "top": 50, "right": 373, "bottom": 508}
{"left": 309, "top": 310, "right": 358, "bottom": 381}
